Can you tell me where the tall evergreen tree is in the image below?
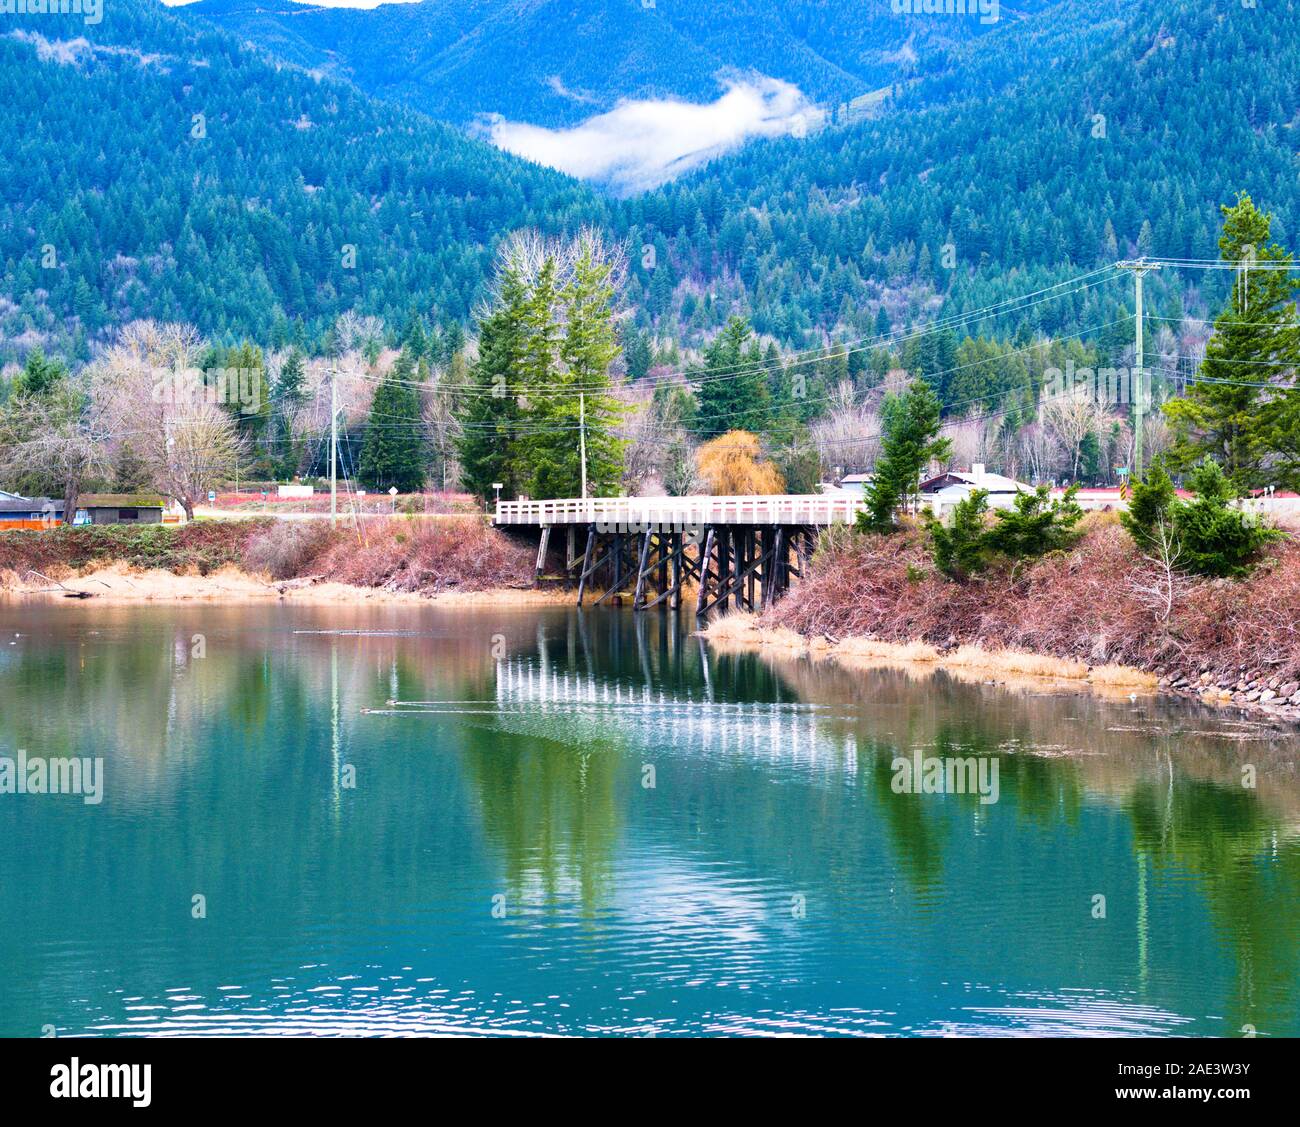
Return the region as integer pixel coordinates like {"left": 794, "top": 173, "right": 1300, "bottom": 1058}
{"left": 456, "top": 268, "right": 528, "bottom": 500}
{"left": 859, "top": 380, "right": 951, "bottom": 532}
{"left": 692, "top": 316, "right": 770, "bottom": 439}
{"left": 1165, "top": 195, "right": 1300, "bottom": 491}
{"left": 359, "top": 348, "right": 425, "bottom": 492}
{"left": 273, "top": 348, "right": 308, "bottom": 477}
{"left": 13, "top": 348, "right": 68, "bottom": 397}
{"left": 524, "top": 250, "right": 625, "bottom": 498}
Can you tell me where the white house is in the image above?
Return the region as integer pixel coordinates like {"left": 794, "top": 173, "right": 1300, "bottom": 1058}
{"left": 817, "top": 472, "right": 874, "bottom": 497}
{"left": 920, "top": 464, "right": 1033, "bottom": 518}
{"left": 838, "top": 472, "right": 875, "bottom": 495}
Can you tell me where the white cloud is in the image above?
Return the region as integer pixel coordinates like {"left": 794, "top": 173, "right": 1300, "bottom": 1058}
{"left": 486, "top": 77, "right": 824, "bottom": 195}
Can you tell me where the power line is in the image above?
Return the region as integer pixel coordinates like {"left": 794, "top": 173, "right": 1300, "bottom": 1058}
{"left": 337, "top": 266, "right": 1124, "bottom": 398}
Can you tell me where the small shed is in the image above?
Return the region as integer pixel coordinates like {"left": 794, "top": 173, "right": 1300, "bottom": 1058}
{"left": 74, "top": 494, "right": 166, "bottom": 526}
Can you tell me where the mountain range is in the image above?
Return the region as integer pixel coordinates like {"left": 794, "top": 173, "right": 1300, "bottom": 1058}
{"left": 186, "top": 0, "right": 1044, "bottom": 127}
{"left": 1, "top": 0, "right": 1296, "bottom": 366}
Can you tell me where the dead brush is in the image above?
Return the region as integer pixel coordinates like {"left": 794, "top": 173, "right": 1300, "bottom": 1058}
{"left": 317, "top": 517, "right": 534, "bottom": 594}
{"left": 765, "top": 523, "right": 1300, "bottom": 683}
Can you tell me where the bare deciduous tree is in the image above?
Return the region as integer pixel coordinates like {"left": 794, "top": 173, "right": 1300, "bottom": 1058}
{"left": 152, "top": 403, "right": 245, "bottom": 519}
{"left": 1015, "top": 421, "right": 1062, "bottom": 485}
{"left": 90, "top": 321, "right": 247, "bottom": 517}
{"left": 811, "top": 381, "right": 880, "bottom": 473}
{"left": 0, "top": 381, "right": 112, "bottom": 525}
{"left": 1041, "top": 388, "right": 1112, "bottom": 481}
{"left": 1128, "top": 516, "right": 1187, "bottom": 625}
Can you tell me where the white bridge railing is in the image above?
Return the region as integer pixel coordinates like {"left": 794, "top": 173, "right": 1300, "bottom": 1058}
{"left": 495, "top": 494, "right": 865, "bottom": 527}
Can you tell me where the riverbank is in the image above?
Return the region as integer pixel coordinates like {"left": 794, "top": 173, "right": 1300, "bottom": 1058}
{"left": 711, "top": 519, "right": 1300, "bottom": 726}
{"left": 706, "top": 612, "right": 1162, "bottom": 699}
{"left": 0, "top": 563, "right": 574, "bottom": 605}
{"left": 0, "top": 517, "right": 549, "bottom": 604}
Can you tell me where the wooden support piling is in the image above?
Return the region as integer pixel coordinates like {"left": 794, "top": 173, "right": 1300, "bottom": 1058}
{"left": 534, "top": 527, "right": 551, "bottom": 588}
{"left": 576, "top": 527, "right": 596, "bottom": 605}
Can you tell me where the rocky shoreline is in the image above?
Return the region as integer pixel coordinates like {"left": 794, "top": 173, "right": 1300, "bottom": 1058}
{"left": 706, "top": 613, "right": 1300, "bottom": 729}
{"left": 1160, "top": 668, "right": 1300, "bottom": 725}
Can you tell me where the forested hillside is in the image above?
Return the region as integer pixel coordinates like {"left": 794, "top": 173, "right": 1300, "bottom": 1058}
{"left": 0, "top": 0, "right": 611, "bottom": 361}
{"left": 2, "top": 0, "right": 1297, "bottom": 367}
{"left": 189, "top": 0, "right": 1031, "bottom": 127}
{"left": 614, "top": 0, "right": 1299, "bottom": 348}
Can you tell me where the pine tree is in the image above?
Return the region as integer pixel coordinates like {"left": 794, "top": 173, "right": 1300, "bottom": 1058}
{"left": 523, "top": 250, "right": 625, "bottom": 498}
{"left": 359, "top": 348, "right": 426, "bottom": 492}
{"left": 273, "top": 348, "right": 308, "bottom": 477}
{"left": 14, "top": 348, "right": 68, "bottom": 397}
{"left": 1165, "top": 194, "right": 1300, "bottom": 491}
{"left": 276, "top": 348, "right": 307, "bottom": 410}
{"left": 693, "top": 316, "right": 769, "bottom": 439}
{"left": 859, "top": 380, "right": 951, "bottom": 532}
{"left": 456, "top": 267, "right": 527, "bottom": 500}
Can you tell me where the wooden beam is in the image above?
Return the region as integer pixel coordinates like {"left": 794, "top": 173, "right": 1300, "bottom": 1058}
{"left": 694, "top": 528, "right": 716, "bottom": 617}
{"left": 700, "top": 532, "right": 774, "bottom": 617}
{"left": 576, "top": 527, "right": 596, "bottom": 605}
{"left": 594, "top": 533, "right": 638, "bottom": 606}
{"left": 632, "top": 529, "right": 653, "bottom": 609}
{"left": 533, "top": 526, "right": 551, "bottom": 588}
{"left": 670, "top": 531, "right": 683, "bottom": 610}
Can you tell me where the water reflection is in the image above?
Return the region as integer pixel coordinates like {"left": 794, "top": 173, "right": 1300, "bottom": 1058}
{"left": 0, "top": 601, "right": 1296, "bottom": 1037}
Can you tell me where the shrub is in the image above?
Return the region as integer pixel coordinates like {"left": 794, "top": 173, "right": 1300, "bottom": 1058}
{"left": 242, "top": 521, "right": 338, "bottom": 579}
{"left": 925, "top": 486, "right": 1083, "bottom": 578}
{"left": 1174, "top": 458, "right": 1283, "bottom": 577}
{"left": 926, "top": 489, "right": 991, "bottom": 578}
{"left": 983, "top": 485, "right": 1084, "bottom": 560}
{"left": 766, "top": 521, "right": 1300, "bottom": 686}
{"left": 316, "top": 517, "right": 533, "bottom": 593}
{"left": 0, "top": 522, "right": 259, "bottom": 576}
{"left": 1121, "top": 464, "right": 1178, "bottom": 552}
{"left": 1122, "top": 458, "right": 1282, "bottom": 578}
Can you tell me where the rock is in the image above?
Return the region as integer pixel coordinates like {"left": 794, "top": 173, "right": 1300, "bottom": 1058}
{"left": 1291, "top": 691, "right": 1300, "bottom": 706}
{"left": 1279, "top": 682, "right": 1298, "bottom": 699}
{"left": 1261, "top": 690, "right": 1277, "bottom": 703}
{"left": 1246, "top": 690, "right": 1261, "bottom": 703}
{"left": 1267, "top": 676, "right": 1281, "bottom": 690}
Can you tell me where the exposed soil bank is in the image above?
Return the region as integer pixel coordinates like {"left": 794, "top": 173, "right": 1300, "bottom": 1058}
{"left": 705, "top": 612, "right": 1161, "bottom": 700}
{"left": 718, "top": 519, "right": 1300, "bottom": 727}
{"left": 0, "top": 516, "right": 542, "bottom": 603}
{"left": 0, "top": 563, "right": 573, "bottom": 606}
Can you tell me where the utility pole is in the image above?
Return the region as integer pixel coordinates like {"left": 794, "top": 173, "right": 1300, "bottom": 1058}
{"left": 329, "top": 364, "right": 338, "bottom": 526}
{"left": 1117, "top": 258, "right": 1161, "bottom": 480}
{"left": 579, "top": 391, "right": 588, "bottom": 499}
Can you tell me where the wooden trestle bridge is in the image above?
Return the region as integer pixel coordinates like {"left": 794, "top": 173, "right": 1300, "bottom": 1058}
{"left": 494, "top": 495, "right": 863, "bottom": 616}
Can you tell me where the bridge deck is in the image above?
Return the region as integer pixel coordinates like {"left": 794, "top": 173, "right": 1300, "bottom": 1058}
{"left": 495, "top": 494, "right": 863, "bottom": 528}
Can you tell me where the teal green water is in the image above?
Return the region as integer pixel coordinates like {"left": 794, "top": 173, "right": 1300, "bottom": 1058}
{"left": 0, "top": 601, "right": 1297, "bottom": 1037}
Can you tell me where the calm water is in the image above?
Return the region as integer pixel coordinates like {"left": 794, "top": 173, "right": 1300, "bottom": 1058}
{"left": 0, "top": 601, "right": 1297, "bottom": 1038}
